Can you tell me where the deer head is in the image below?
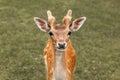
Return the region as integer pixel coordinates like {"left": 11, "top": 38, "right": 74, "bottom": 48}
{"left": 34, "top": 10, "right": 86, "bottom": 51}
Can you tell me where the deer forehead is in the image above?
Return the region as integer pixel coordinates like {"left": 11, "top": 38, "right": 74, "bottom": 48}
{"left": 51, "top": 24, "right": 70, "bottom": 32}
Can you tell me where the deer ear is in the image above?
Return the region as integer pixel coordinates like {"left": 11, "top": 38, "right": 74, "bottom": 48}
{"left": 70, "top": 17, "right": 86, "bottom": 32}
{"left": 34, "top": 17, "right": 50, "bottom": 32}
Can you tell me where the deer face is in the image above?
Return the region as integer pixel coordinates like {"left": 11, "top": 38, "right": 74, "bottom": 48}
{"left": 34, "top": 10, "right": 86, "bottom": 51}
{"left": 48, "top": 24, "right": 71, "bottom": 51}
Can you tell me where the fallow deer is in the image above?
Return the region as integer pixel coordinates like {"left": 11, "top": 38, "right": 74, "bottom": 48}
{"left": 34, "top": 10, "right": 86, "bottom": 80}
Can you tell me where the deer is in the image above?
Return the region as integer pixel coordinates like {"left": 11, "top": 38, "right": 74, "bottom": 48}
{"left": 34, "top": 10, "right": 86, "bottom": 80}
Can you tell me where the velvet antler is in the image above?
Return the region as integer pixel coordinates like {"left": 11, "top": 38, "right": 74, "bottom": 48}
{"left": 63, "top": 10, "right": 72, "bottom": 27}
{"left": 47, "top": 10, "right": 56, "bottom": 28}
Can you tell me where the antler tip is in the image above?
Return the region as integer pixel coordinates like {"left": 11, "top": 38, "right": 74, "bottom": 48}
{"left": 47, "top": 10, "right": 51, "bottom": 13}
{"left": 67, "top": 9, "right": 72, "bottom": 16}
{"left": 47, "top": 10, "right": 52, "bottom": 16}
{"left": 68, "top": 9, "right": 72, "bottom": 12}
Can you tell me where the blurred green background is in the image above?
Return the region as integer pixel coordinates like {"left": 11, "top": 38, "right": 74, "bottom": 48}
{"left": 0, "top": 0, "right": 120, "bottom": 80}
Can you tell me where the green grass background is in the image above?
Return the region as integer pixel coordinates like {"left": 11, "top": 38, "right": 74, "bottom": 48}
{"left": 0, "top": 0, "right": 120, "bottom": 80}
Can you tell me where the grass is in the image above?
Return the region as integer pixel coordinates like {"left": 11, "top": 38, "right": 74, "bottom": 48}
{"left": 0, "top": 0, "right": 120, "bottom": 80}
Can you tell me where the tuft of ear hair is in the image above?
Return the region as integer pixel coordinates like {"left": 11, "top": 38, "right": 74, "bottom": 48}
{"left": 34, "top": 17, "right": 50, "bottom": 32}
{"left": 70, "top": 17, "right": 86, "bottom": 32}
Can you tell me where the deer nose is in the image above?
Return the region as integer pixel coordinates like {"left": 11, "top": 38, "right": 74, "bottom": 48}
{"left": 57, "top": 42, "right": 66, "bottom": 49}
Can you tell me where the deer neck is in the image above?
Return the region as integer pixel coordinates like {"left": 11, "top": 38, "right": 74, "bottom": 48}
{"left": 54, "top": 50, "right": 66, "bottom": 65}
{"left": 53, "top": 47, "right": 67, "bottom": 80}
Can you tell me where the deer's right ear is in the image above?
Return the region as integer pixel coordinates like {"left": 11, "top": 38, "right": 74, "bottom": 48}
{"left": 34, "top": 17, "right": 50, "bottom": 32}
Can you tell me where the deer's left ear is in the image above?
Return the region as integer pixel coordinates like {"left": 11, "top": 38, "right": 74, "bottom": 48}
{"left": 70, "top": 17, "right": 86, "bottom": 32}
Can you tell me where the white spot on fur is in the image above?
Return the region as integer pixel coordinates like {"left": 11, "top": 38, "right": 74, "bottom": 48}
{"left": 44, "top": 55, "right": 47, "bottom": 70}
{"left": 67, "top": 68, "right": 71, "bottom": 74}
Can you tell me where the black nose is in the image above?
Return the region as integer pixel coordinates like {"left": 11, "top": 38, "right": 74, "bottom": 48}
{"left": 58, "top": 43, "right": 65, "bottom": 49}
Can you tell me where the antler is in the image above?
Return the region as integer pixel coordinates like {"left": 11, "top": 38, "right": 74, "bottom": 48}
{"left": 47, "top": 10, "right": 55, "bottom": 27}
{"left": 63, "top": 10, "right": 72, "bottom": 26}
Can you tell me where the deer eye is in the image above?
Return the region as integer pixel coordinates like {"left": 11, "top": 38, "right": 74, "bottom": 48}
{"left": 68, "top": 31, "right": 71, "bottom": 35}
{"left": 49, "top": 32, "right": 53, "bottom": 36}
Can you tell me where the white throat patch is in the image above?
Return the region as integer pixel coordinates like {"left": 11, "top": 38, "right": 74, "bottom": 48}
{"left": 53, "top": 50, "right": 67, "bottom": 80}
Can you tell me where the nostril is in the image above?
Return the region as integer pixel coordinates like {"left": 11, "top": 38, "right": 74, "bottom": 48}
{"left": 58, "top": 43, "right": 66, "bottom": 49}
{"left": 58, "top": 43, "right": 61, "bottom": 46}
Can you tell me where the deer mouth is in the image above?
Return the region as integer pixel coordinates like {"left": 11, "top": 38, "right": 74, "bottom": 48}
{"left": 56, "top": 47, "right": 66, "bottom": 51}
